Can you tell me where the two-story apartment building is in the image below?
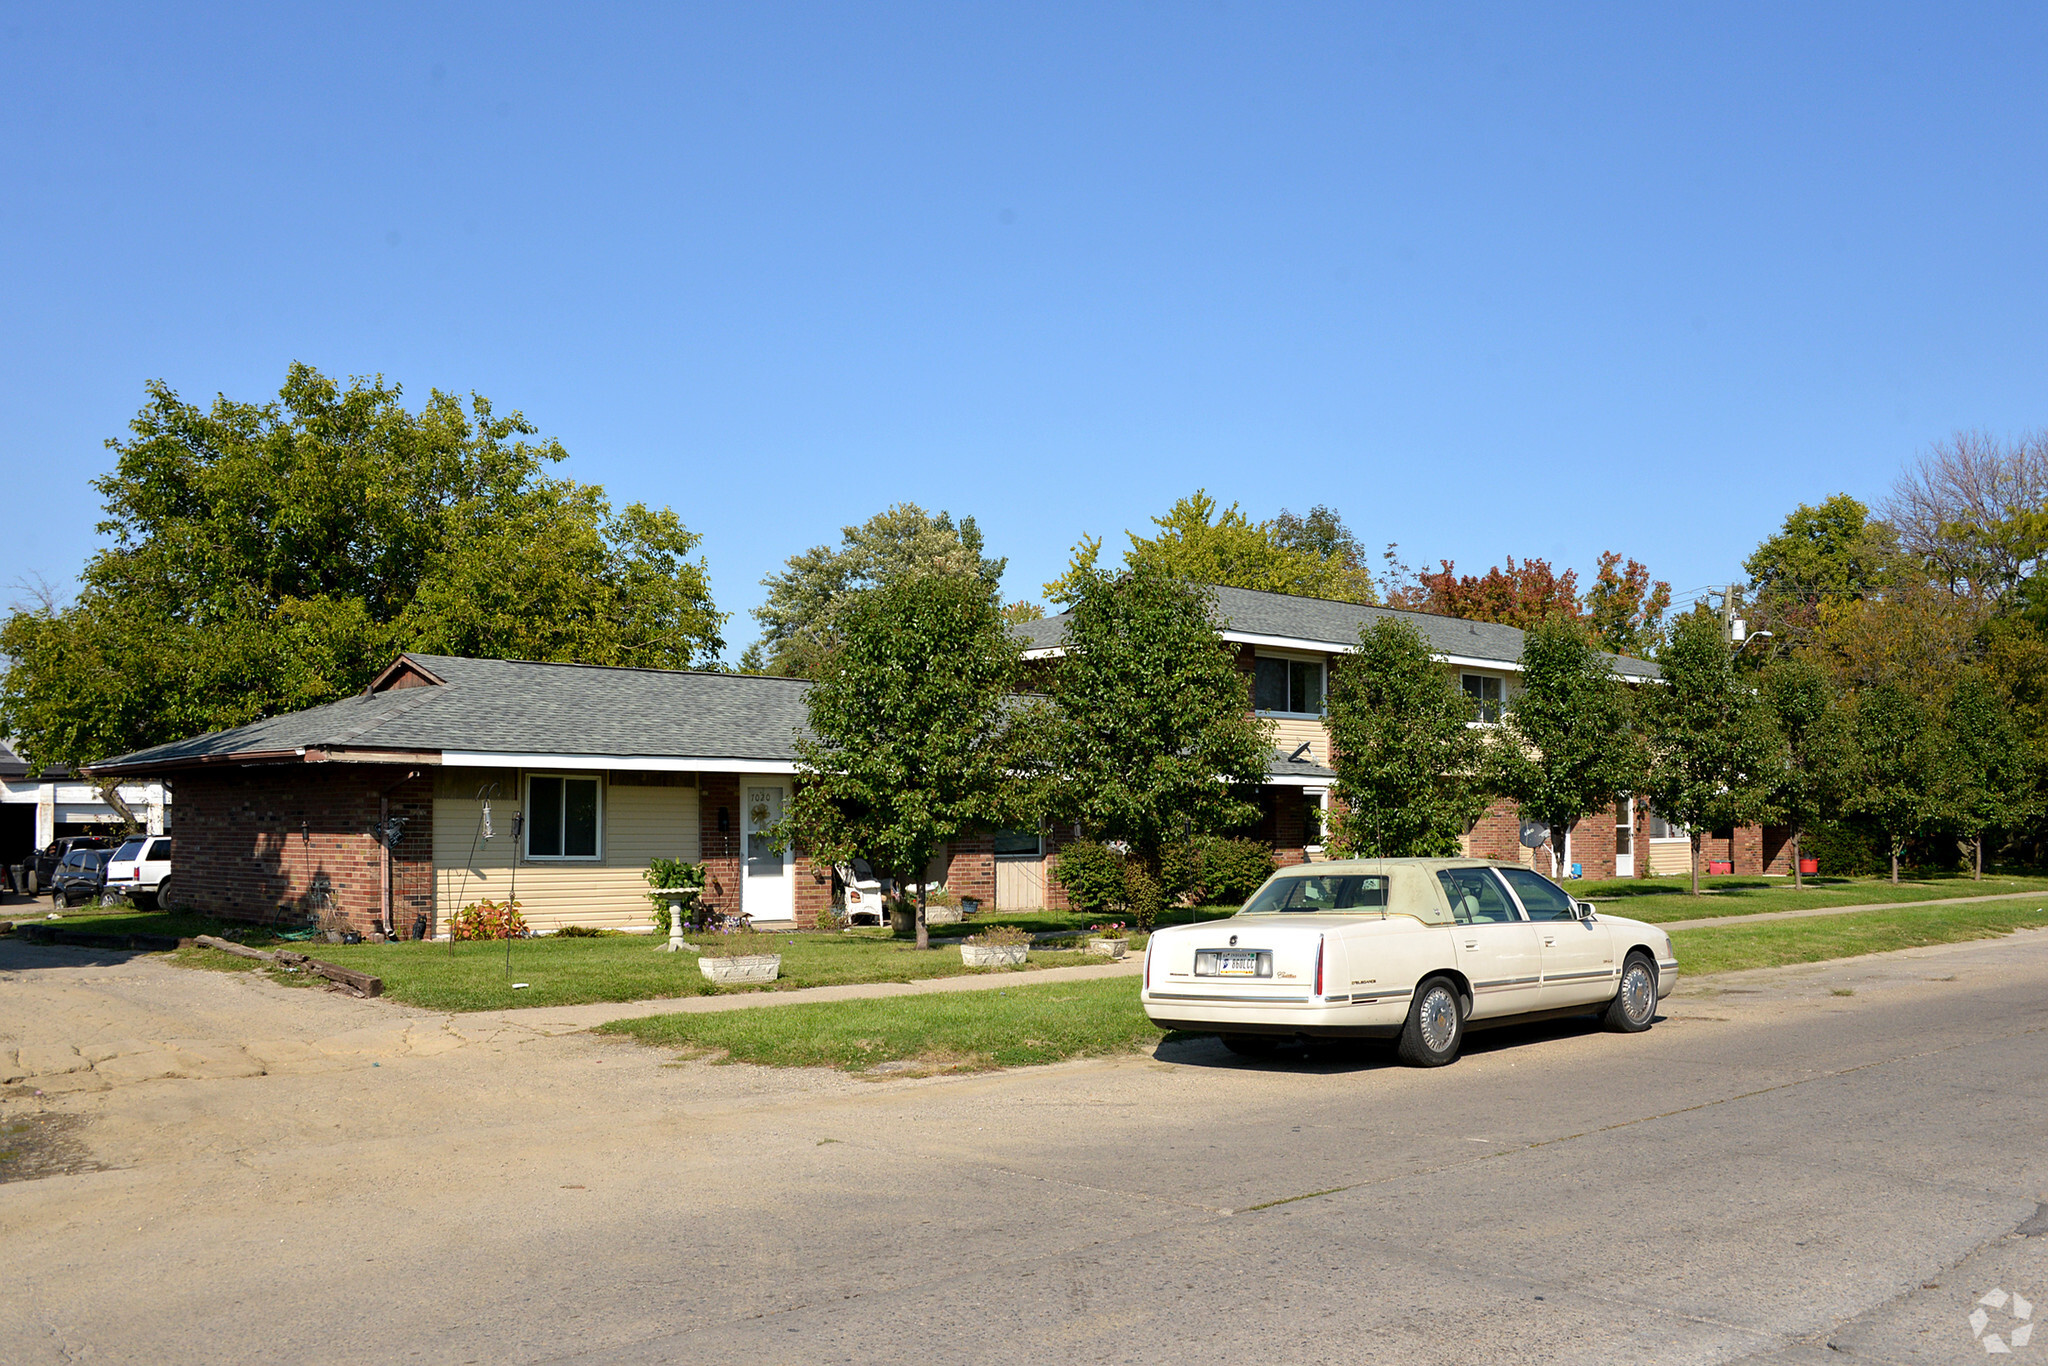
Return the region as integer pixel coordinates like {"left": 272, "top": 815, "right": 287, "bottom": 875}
{"left": 935, "top": 585, "right": 1789, "bottom": 910}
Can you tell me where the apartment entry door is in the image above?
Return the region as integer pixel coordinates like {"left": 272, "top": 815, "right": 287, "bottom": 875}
{"left": 741, "top": 783, "right": 795, "bottom": 923}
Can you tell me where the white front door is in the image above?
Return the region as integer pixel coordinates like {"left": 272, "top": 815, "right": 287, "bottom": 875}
{"left": 741, "top": 784, "right": 795, "bottom": 923}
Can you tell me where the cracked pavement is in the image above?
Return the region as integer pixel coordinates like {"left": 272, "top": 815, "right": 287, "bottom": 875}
{"left": 2, "top": 929, "right": 2045, "bottom": 1363}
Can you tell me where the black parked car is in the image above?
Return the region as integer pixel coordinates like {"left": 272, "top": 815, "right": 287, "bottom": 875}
{"left": 18, "top": 835, "right": 115, "bottom": 898}
{"left": 49, "top": 847, "right": 114, "bottom": 908}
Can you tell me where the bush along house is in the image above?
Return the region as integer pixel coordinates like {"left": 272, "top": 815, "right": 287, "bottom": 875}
{"left": 973, "top": 584, "right": 1794, "bottom": 902}
{"left": 86, "top": 655, "right": 832, "bottom": 938}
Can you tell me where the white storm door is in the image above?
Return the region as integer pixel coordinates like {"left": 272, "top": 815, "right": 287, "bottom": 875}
{"left": 741, "top": 784, "right": 795, "bottom": 923}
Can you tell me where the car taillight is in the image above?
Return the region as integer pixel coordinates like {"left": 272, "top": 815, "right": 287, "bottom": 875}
{"left": 1143, "top": 938, "right": 1153, "bottom": 991}
{"left": 1315, "top": 935, "right": 1325, "bottom": 996}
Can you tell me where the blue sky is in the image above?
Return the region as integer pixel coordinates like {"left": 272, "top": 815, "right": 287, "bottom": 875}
{"left": 4, "top": 3, "right": 2045, "bottom": 654}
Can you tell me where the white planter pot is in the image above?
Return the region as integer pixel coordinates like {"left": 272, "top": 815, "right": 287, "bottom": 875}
{"left": 699, "top": 954, "right": 782, "bottom": 985}
{"left": 924, "top": 906, "right": 963, "bottom": 926}
{"left": 960, "top": 942, "right": 1027, "bottom": 968}
{"left": 1086, "top": 938, "right": 1129, "bottom": 959}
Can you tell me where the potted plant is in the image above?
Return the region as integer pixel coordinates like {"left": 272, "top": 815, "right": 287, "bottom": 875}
{"left": 697, "top": 925, "right": 783, "bottom": 985}
{"left": 1085, "top": 922, "right": 1129, "bottom": 959}
{"left": 923, "top": 885, "right": 963, "bottom": 926}
{"left": 959, "top": 923, "right": 1030, "bottom": 968}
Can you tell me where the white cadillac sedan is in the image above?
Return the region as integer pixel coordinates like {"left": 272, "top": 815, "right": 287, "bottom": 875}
{"left": 1141, "top": 858, "right": 1679, "bottom": 1066}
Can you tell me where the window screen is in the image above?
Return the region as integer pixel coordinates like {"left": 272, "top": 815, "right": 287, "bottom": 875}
{"left": 1254, "top": 657, "right": 1324, "bottom": 714}
{"left": 1462, "top": 674, "right": 1503, "bottom": 723}
{"left": 527, "top": 776, "right": 601, "bottom": 858}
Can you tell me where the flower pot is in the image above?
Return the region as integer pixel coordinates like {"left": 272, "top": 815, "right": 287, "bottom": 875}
{"left": 1798, "top": 858, "right": 1819, "bottom": 875}
{"left": 888, "top": 902, "right": 916, "bottom": 935}
{"left": 1085, "top": 937, "right": 1129, "bottom": 959}
{"left": 924, "top": 906, "right": 963, "bottom": 926}
{"left": 959, "top": 897, "right": 980, "bottom": 916}
{"left": 699, "top": 954, "right": 782, "bottom": 985}
{"left": 1706, "top": 860, "right": 1733, "bottom": 876}
{"left": 959, "top": 942, "right": 1027, "bottom": 968}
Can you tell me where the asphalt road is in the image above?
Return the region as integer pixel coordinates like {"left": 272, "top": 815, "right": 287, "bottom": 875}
{"left": 4, "top": 931, "right": 2047, "bottom": 1364}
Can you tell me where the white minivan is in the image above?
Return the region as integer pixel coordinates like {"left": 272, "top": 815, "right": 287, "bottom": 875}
{"left": 106, "top": 835, "right": 174, "bottom": 909}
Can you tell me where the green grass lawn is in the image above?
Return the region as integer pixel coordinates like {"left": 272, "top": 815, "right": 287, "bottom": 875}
{"left": 598, "top": 974, "right": 1164, "bottom": 1073}
{"left": 17, "top": 903, "right": 1137, "bottom": 1012}
{"left": 602, "top": 900, "right": 2048, "bottom": 1075}
{"left": 1668, "top": 900, "right": 2048, "bottom": 975}
{"left": 1572, "top": 871, "right": 2048, "bottom": 924}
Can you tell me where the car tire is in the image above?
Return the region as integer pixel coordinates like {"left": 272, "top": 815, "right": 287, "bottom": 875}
{"left": 156, "top": 876, "right": 184, "bottom": 913}
{"left": 131, "top": 891, "right": 158, "bottom": 911}
{"left": 1219, "top": 1034, "right": 1279, "bottom": 1058}
{"left": 1397, "top": 976, "right": 1465, "bottom": 1067}
{"left": 1603, "top": 952, "right": 1659, "bottom": 1033}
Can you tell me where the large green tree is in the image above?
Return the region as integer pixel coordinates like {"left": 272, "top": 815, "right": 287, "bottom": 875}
{"left": 746, "top": 504, "right": 1004, "bottom": 677}
{"left": 1324, "top": 618, "right": 1488, "bottom": 857}
{"left": 0, "top": 365, "right": 722, "bottom": 768}
{"left": 1759, "top": 654, "right": 1845, "bottom": 890}
{"left": 1941, "top": 668, "right": 2038, "bottom": 879}
{"left": 1046, "top": 492, "right": 1375, "bottom": 606}
{"left": 1743, "top": 494, "right": 1902, "bottom": 644}
{"left": 1840, "top": 682, "right": 1949, "bottom": 884}
{"left": 1489, "top": 617, "right": 1641, "bottom": 881}
{"left": 779, "top": 574, "right": 1021, "bottom": 949}
{"left": 1641, "top": 610, "right": 1782, "bottom": 893}
{"left": 1035, "top": 565, "right": 1271, "bottom": 928}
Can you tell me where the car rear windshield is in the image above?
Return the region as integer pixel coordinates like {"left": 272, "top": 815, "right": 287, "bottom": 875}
{"left": 114, "top": 839, "right": 146, "bottom": 862}
{"left": 1241, "top": 874, "right": 1389, "bottom": 914}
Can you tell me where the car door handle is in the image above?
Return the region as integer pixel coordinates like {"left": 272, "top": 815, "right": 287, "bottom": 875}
{"left": 1463, "top": 939, "right": 1478, "bottom": 949}
{"left": 1542, "top": 936, "right": 1556, "bottom": 946}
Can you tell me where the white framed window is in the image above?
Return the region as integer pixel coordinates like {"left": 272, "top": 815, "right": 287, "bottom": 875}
{"left": 1461, "top": 673, "right": 1503, "bottom": 724}
{"left": 992, "top": 829, "right": 1043, "bottom": 858}
{"left": 1254, "top": 655, "right": 1325, "bottom": 716}
{"left": 1645, "top": 805, "right": 1686, "bottom": 841}
{"left": 526, "top": 774, "right": 603, "bottom": 860}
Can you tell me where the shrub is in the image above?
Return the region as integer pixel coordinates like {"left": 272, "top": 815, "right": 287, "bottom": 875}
{"left": 965, "top": 924, "right": 1031, "bottom": 947}
{"left": 645, "top": 858, "right": 708, "bottom": 934}
{"left": 1195, "top": 837, "right": 1276, "bottom": 905}
{"left": 452, "top": 899, "right": 530, "bottom": 940}
{"left": 1051, "top": 841, "right": 1129, "bottom": 915}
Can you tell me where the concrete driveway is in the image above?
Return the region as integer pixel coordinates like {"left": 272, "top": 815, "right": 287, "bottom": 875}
{"left": 2, "top": 930, "right": 2045, "bottom": 1364}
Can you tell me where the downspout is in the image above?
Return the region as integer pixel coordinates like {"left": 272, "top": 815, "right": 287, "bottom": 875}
{"left": 379, "top": 770, "right": 424, "bottom": 937}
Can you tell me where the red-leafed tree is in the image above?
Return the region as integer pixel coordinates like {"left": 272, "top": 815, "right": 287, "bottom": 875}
{"left": 1584, "top": 552, "right": 1672, "bottom": 658}
{"left": 1411, "top": 556, "right": 1581, "bottom": 630}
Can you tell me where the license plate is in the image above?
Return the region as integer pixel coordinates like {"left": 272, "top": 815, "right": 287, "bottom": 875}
{"left": 1214, "top": 951, "right": 1261, "bottom": 976}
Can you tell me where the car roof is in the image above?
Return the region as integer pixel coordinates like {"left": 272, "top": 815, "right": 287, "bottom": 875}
{"left": 1267, "top": 857, "right": 1527, "bottom": 876}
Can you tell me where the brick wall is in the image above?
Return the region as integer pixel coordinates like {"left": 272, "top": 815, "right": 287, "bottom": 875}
{"left": 694, "top": 774, "right": 824, "bottom": 929}
{"left": 168, "top": 764, "right": 432, "bottom": 935}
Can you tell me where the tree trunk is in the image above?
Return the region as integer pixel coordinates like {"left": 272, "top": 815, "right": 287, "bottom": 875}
{"left": 1690, "top": 832, "right": 1701, "bottom": 896}
{"left": 1975, "top": 834, "right": 1983, "bottom": 881}
{"left": 914, "top": 881, "right": 928, "bottom": 951}
{"left": 1792, "top": 830, "right": 1803, "bottom": 891}
{"left": 1890, "top": 843, "right": 1899, "bottom": 885}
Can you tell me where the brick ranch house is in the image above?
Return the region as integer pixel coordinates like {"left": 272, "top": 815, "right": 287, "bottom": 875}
{"left": 997, "top": 584, "right": 1795, "bottom": 896}
{"left": 88, "top": 655, "right": 830, "bottom": 937}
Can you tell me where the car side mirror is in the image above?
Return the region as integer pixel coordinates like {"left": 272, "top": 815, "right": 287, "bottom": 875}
{"left": 1574, "top": 901, "right": 1597, "bottom": 921}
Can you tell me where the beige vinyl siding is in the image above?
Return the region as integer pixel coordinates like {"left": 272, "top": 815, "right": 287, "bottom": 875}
{"left": 431, "top": 767, "right": 699, "bottom": 933}
{"left": 1647, "top": 840, "right": 1692, "bottom": 876}
{"left": 1269, "top": 717, "right": 1330, "bottom": 766}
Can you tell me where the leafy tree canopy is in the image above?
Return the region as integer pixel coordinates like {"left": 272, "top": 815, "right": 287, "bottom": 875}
{"left": 1743, "top": 494, "right": 1902, "bottom": 642}
{"left": 1940, "top": 667, "right": 2039, "bottom": 874}
{"left": 1324, "top": 618, "right": 1488, "bottom": 857}
{"left": 0, "top": 364, "right": 722, "bottom": 768}
{"left": 1489, "top": 616, "right": 1641, "bottom": 879}
{"left": 779, "top": 574, "right": 1020, "bottom": 949}
{"left": 1583, "top": 552, "right": 1673, "bottom": 658}
{"left": 1045, "top": 492, "right": 1375, "bottom": 606}
{"left": 746, "top": 503, "right": 1003, "bottom": 677}
{"left": 1405, "top": 555, "right": 1582, "bottom": 631}
{"left": 1839, "top": 681, "right": 1949, "bottom": 883}
{"left": 1033, "top": 564, "right": 1271, "bottom": 927}
{"left": 1759, "top": 654, "right": 1847, "bottom": 886}
{"left": 1641, "top": 609, "right": 1782, "bottom": 892}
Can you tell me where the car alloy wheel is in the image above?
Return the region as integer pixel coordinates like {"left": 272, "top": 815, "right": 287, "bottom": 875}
{"left": 1398, "top": 977, "right": 1464, "bottom": 1067}
{"left": 1603, "top": 951, "right": 1659, "bottom": 1033}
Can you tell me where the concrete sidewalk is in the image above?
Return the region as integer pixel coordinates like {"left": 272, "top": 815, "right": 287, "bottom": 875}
{"left": 469, "top": 955, "right": 1148, "bottom": 1033}
{"left": 1647, "top": 886, "right": 2046, "bottom": 932}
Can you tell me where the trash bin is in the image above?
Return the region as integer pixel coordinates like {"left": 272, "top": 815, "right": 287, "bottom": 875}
{"left": 1707, "top": 860, "right": 1733, "bottom": 875}
{"left": 1798, "top": 858, "right": 1819, "bottom": 875}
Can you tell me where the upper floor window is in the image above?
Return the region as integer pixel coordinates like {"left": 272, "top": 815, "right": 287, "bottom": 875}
{"left": 1462, "top": 673, "right": 1503, "bottom": 724}
{"left": 1254, "top": 656, "right": 1324, "bottom": 715}
{"left": 527, "top": 774, "right": 602, "bottom": 859}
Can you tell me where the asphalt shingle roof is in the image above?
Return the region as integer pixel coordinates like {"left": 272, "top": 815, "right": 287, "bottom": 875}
{"left": 95, "top": 654, "right": 813, "bottom": 772}
{"left": 1018, "top": 583, "right": 1660, "bottom": 680}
